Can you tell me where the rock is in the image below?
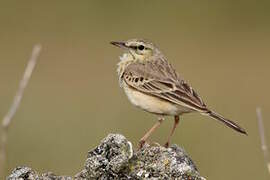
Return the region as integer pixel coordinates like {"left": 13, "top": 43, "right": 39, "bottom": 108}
{"left": 6, "top": 166, "right": 72, "bottom": 180}
{"left": 75, "top": 134, "right": 133, "bottom": 179}
{"left": 7, "top": 166, "right": 39, "bottom": 180}
{"left": 7, "top": 134, "right": 205, "bottom": 180}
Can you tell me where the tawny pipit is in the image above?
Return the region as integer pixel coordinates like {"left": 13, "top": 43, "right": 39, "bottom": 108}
{"left": 111, "top": 39, "right": 247, "bottom": 148}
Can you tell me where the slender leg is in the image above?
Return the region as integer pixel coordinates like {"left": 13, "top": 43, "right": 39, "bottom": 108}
{"left": 164, "top": 116, "right": 180, "bottom": 148}
{"left": 138, "top": 117, "right": 164, "bottom": 149}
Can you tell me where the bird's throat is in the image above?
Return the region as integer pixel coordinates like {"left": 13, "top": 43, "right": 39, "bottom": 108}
{"left": 117, "top": 53, "right": 135, "bottom": 86}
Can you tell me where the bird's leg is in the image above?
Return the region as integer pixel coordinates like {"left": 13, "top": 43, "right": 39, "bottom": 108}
{"left": 164, "top": 116, "right": 180, "bottom": 148}
{"left": 138, "top": 117, "right": 164, "bottom": 149}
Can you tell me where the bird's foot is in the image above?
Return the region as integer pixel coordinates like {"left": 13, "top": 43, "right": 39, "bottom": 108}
{"left": 164, "top": 141, "right": 170, "bottom": 148}
{"left": 138, "top": 139, "right": 146, "bottom": 150}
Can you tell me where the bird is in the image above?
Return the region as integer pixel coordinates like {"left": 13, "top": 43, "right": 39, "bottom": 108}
{"left": 110, "top": 39, "right": 247, "bottom": 148}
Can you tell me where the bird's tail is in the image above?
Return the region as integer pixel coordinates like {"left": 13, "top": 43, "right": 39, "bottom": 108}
{"left": 203, "top": 110, "right": 247, "bottom": 135}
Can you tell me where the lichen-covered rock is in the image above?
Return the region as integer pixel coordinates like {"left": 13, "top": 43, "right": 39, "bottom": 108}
{"left": 75, "top": 134, "right": 133, "bottom": 179}
{"left": 128, "top": 144, "right": 203, "bottom": 179}
{"left": 8, "top": 134, "right": 205, "bottom": 180}
{"left": 75, "top": 134, "right": 205, "bottom": 180}
{"left": 40, "top": 172, "right": 72, "bottom": 180}
{"left": 7, "top": 166, "right": 39, "bottom": 180}
{"left": 6, "top": 166, "right": 72, "bottom": 180}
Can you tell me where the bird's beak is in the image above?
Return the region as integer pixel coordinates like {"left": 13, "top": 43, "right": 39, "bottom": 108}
{"left": 110, "top": 41, "right": 128, "bottom": 49}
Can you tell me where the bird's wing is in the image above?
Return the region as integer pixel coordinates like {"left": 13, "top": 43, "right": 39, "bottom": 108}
{"left": 122, "top": 59, "right": 208, "bottom": 112}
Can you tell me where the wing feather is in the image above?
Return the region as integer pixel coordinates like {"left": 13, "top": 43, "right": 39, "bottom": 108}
{"left": 122, "top": 59, "right": 207, "bottom": 112}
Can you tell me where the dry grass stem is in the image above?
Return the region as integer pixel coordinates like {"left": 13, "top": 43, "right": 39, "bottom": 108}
{"left": 0, "top": 44, "right": 42, "bottom": 177}
{"left": 256, "top": 107, "right": 270, "bottom": 174}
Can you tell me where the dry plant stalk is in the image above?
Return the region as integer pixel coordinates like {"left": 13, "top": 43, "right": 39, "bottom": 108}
{"left": 256, "top": 107, "right": 270, "bottom": 174}
{"left": 0, "top": 44, "right": 42, "bottom": 177}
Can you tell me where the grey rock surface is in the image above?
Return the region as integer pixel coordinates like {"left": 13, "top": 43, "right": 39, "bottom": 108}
{"left": 7, "top": 134, "right": 205, "bottom": 180}
{"left": 7, "top": 166, "right": 72, "bottom": 180}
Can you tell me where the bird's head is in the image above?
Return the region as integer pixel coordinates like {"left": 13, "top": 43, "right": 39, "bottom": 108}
{"left": 111, "top": 39, "right": 159, "bottom": 61}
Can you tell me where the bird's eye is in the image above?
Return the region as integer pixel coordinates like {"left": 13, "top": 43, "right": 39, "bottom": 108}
{"left": 138, "top": 45, "right": 145, "bottom": 51}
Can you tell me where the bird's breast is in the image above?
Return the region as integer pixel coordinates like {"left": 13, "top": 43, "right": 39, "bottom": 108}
{"left": 122, "top": 83, "right": 188, "bottom": 116}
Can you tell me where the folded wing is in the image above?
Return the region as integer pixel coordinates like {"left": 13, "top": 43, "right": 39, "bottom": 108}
{"left": 122, "top": 59, "right": 208, "bottom": 112}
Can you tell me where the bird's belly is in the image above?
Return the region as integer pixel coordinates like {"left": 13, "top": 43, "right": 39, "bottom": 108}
{"left": 123, "top": 85, "right": 189, "bottom": 115}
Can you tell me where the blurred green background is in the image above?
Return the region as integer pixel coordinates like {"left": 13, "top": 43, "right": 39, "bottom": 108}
{"left": 0, "top": 0, "right": 270, "bottom": 179}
